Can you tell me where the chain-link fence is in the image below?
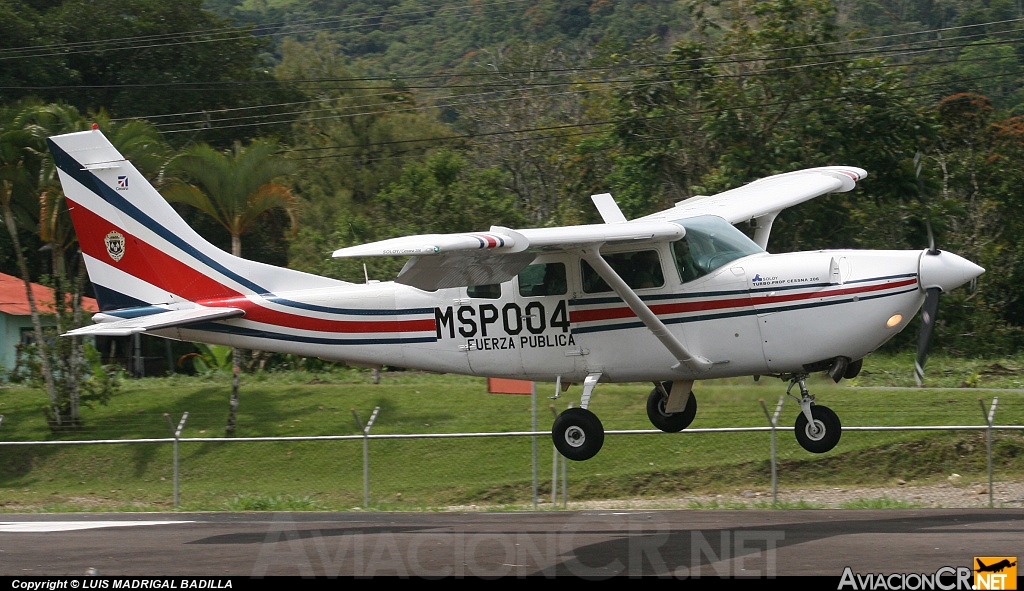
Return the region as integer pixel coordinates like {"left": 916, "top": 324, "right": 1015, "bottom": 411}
{"left": 1, "top": 392, "right": 1021, "bottom": 511}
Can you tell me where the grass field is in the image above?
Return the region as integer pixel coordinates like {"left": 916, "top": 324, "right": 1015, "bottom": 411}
{"left": 0, "top": 352, "right": 1021, "bottom": 512}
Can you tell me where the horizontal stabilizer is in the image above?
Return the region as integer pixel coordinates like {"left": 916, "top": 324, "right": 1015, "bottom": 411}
{"left": 64, "top": 306, "right": 244, "bottom": 337}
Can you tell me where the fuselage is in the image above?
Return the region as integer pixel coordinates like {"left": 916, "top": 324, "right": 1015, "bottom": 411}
{"left": 49, "top": 130, "right": 979, "bottom": 387}
{"left": 162, "top": 245, "right": 929, "bottom": 384}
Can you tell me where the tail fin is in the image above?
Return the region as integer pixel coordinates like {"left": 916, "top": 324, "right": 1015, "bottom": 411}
{"left": 47, "top": 129, "right": 344, "bottom": 316}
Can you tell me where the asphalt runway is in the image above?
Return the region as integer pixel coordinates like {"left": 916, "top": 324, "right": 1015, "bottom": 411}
{"left": 0, "top": 509, "right": 1021, "bottom": 580}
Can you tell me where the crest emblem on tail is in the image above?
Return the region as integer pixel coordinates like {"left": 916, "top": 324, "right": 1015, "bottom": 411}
{"left": 104, "top": 231, "right": 125, "bottom": 262}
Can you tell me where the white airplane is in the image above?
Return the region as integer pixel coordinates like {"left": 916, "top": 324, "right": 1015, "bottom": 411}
{"left": 48, "top": 128, "right": 984, "bottom": 461}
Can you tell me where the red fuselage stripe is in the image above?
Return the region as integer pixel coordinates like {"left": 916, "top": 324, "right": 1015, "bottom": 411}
{"left": 569, "top": 278, "right": 917, "bottom": 323}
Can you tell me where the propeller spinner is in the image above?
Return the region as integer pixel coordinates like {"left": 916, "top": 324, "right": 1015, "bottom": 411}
{"left": 914, "top": 248, "right": 985, "bottom": 386}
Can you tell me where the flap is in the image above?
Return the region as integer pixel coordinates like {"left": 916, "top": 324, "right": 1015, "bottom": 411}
{"left": 396, "top": 251, "right": 537, "bottom": 291}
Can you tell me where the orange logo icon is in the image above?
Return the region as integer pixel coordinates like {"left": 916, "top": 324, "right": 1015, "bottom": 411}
{"left": 974, "top": 557, "right": 1017, "bottom": 590}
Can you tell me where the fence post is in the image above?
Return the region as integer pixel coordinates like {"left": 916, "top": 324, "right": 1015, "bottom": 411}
{"left": 980, "top": 397, "right": 999, "bottom": 508}
{"left": 532, "top": 382, "right": 538, "bottom": 510}
{"left": 164, "top": 412, "right": 189, "bottom": 508}
{"left": 760, "top": 396, "right": 785, "bottom": 505}
{"left": 352, "top": 407, "right": 380, "bottom": 509}
{"left": 561, "top": 405, "right": 571, "bottom": 508}
{"left": 548, "top": 405, "right": 569, "bottom": 508}
{"left": 549, "top": 405, "right": 558, "bottom": 506}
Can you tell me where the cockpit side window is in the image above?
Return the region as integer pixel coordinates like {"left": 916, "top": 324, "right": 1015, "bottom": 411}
{"left": 672, "top": 215, "right": 763, "bottom": 283}
{"left": 581, "top": 250, "right": 665, "bottom": 293}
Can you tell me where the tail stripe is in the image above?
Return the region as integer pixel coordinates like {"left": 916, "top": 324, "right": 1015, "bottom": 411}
{"left": 50, "top": 140, "right": 269, "bottom": 296}
{"left": 71, "top": 200, "right": 433, "bottom": 333}
{"left": 68, "top": 197, "right": 241, "bottom": 302}
{"left": 52, "top": 134, "right": 440, "bottom": 339}
{"left": 262, "top": 297, "right": 432, "bottom": 317}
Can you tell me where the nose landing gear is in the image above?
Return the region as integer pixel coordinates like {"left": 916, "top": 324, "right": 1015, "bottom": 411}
{"left": 552, "top": 373, "right": 606, "bottom": 462}
{"left": 787, "top": 374, "right": 842, "bottom": 453}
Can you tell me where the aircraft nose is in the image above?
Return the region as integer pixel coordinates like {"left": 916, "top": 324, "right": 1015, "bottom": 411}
{"left": 918, "top": 249, "right": 985, "bottom": 293}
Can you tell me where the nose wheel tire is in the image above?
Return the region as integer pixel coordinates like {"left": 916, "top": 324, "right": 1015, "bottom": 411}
{"left": 646, "top": 384, "right": 697, "bottom": 433}
{"left": 552, "top": 407, "right": 605, "bottom": 461}
{"left": 794, "top": 404, "right": 841, "bottom": 453}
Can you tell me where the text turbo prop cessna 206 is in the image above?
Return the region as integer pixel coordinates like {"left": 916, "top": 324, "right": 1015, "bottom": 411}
{"left": 49, "top": 129, "right": 984, "bottom": 461}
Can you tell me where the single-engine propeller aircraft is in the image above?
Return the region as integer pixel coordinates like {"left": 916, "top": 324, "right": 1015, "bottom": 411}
{"left": 48, "top": 129, "right": 984, "bottom": 461}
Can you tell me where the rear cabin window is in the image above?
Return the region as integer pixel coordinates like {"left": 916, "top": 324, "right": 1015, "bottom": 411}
{"left": 467, "top": 284, "right": 501, "bottom": 299}
{"left": 518, "top": 262, "right": 567, "bottom": 297}
{"left": 581, "top": 250, "right": 665, "bottom": 293}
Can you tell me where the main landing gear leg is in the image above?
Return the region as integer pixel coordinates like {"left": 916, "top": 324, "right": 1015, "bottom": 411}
{"left": 787, "top": 374, "right": 842, "bottom": 454}
{"left": 552, "top": 373, "right": 605, "bottom": 461}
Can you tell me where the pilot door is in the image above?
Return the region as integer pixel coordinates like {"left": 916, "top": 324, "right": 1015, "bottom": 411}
{"left": 667, "top": 220, "right": 769, "bottom": 376}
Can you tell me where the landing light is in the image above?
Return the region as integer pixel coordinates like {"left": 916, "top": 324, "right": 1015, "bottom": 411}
{"left": 886, "top": 314, "right": 903, "bottom": 328}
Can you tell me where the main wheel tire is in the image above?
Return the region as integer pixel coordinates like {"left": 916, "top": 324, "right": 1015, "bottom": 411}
{"left": 794, "top": 405, "right": 842, "bottom": 453}
{"left": 552, "top": 407, "right": 605, "bottom": 461}
{"left": 646, "top": 383, "right": 697, "bottom": 432}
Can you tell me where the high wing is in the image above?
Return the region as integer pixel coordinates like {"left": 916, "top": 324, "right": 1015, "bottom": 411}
{"left": 640, "top": 166, "right": 867, "bottom": 249}
{"left": 333, "top": 221, "right": 686, "bottom": 290}
{"left": 64, "top": 306, "right": 244, "bottom": 337}
{"left": 332, "top": 166, "right": 867, "bottom": 291}
{"left": 638, "top": 166, "right": 865, "bottom": 224}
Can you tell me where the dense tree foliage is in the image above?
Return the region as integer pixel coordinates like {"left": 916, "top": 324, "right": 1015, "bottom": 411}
{"left": 212, "top": 0, "right": 693, "bottom": 76}
{"left": 1, "top": 0, "right": 1023, "bottom": 369}
{"left": 0, "top": 0, "right": 298, "bottom": 147}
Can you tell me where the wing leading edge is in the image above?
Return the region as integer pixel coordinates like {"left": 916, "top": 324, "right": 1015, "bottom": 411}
{"left": 333, "top": 221, "right": 686, "bottom": 290}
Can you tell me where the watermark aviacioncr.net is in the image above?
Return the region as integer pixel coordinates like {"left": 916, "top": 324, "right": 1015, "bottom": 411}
{"left": 837, "top": 557, "right": 1018, "bottom": 591}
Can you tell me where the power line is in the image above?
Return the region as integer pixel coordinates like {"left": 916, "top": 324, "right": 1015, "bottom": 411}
{"left": 288, "top": 69, "right": 1024, "bottom": 165}
{"left": 141, "top": 44, "right": 1024, "bottom": 137}
{"left": 7, "top": 9, "right": 1021, "bottom": 148}
{"left": 0, "top": 0, "right": 538, "bottom": 60}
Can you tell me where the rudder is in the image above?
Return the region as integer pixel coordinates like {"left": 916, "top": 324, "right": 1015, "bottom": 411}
{"left": 48, "top": 129, "right": 343, "bottom": 313}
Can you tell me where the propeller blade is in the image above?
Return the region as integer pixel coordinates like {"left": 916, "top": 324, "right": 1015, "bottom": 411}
{"left": 914, "top": 286, "right": 940, "bottom": 386}
{"left": 926, "top": 217, "right": 938, "bottom": 255}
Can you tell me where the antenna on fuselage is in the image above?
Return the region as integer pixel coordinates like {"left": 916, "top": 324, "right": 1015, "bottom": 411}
{"left": 363, "top": 263, "right": 369, "bottom": 284}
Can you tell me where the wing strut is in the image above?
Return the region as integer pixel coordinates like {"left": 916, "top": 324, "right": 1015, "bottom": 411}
{"left": 579, "top": 246, "right": 713, "bottom": 374}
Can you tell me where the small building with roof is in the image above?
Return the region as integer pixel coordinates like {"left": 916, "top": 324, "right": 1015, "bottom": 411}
{"left": 0, "top": 272, "right": 98, "bottom": 374}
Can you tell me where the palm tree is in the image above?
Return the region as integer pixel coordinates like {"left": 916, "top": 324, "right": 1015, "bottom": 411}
{"left": 0, "top": 100, "right": 63, "bottom": 423}
{"left": 35, "top": 112, "right": 171, "bottom": 422}
{"left": 1, "top": 102, "right": 168, "bottom": 428}
{"left": 162, "top": 139, "right": 299, "bottom": 435}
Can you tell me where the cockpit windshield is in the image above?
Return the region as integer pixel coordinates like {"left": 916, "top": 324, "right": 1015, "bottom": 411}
{"left": 671, "top": 215, "right": 764, "bottom": 283}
